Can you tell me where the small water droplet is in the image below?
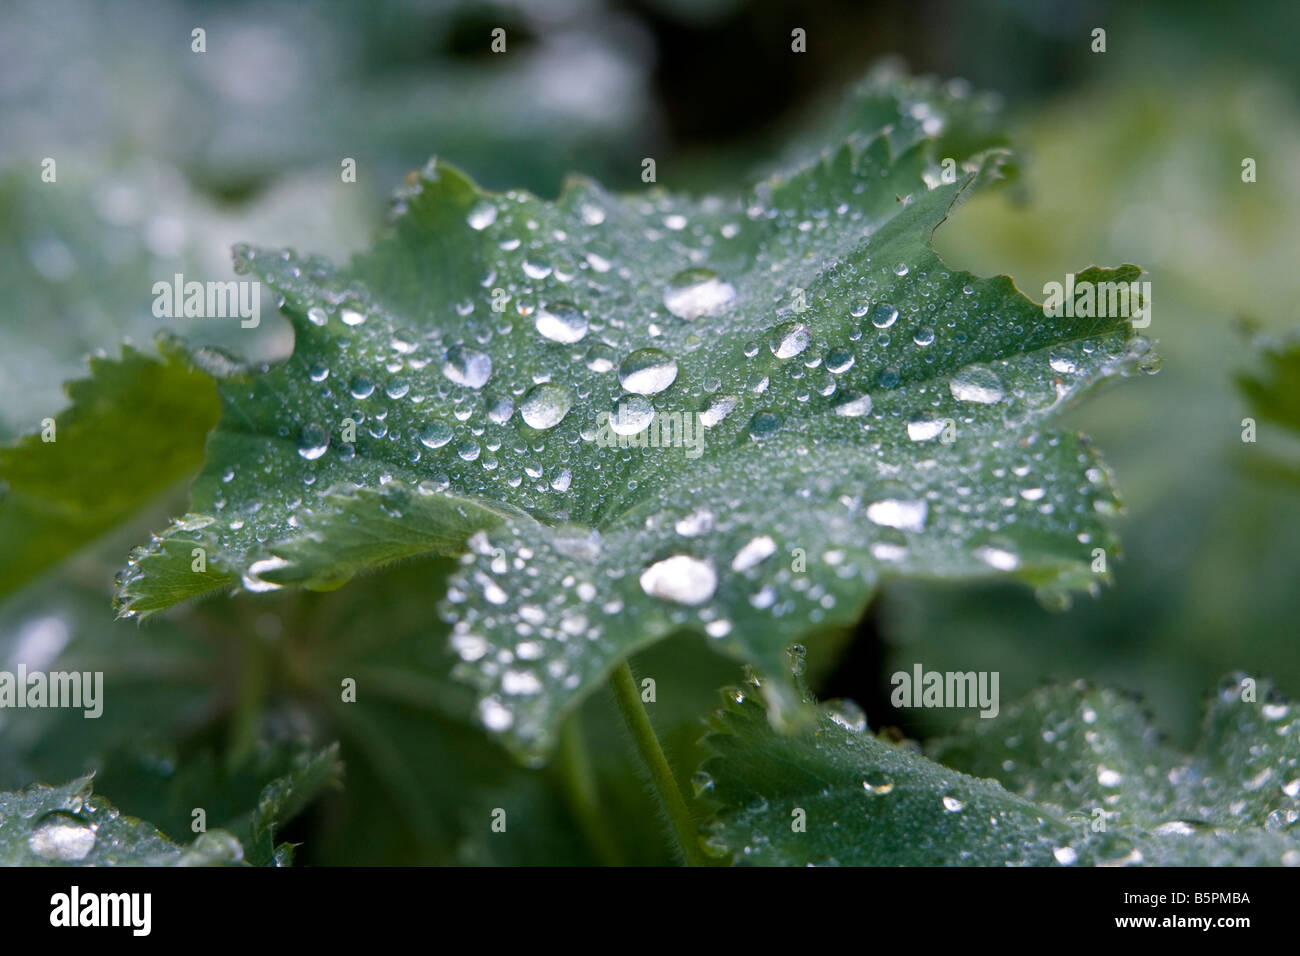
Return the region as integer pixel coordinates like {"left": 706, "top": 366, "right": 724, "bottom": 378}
{"left": 834, "top": 391, "right": 873, "bottom": 417}
{"left": 748, "top": 410, "right": 782, "bottom": 440}
{"left": 467, "top": 201, "right": 498, "bottom": 230}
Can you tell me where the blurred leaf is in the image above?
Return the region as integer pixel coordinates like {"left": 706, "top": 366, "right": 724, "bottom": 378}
{"left": 0, "top": 344, "right": 219, "bottom": 600}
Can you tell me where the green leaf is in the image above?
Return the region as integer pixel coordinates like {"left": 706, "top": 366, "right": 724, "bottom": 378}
{"left": 699, "top": 674, "right": 1300, "bottom": 866}
{"left": 0, "top": 343, "right": 220, "bottom": 600}
{"left": 1237, "top": 335, "right": 1300, "bottom": 485}
{"left": 117, "top": 75, "right": 1149, "bottom": 761}
{"left": 0, "top": 775, "right": 244, "bottom": 866}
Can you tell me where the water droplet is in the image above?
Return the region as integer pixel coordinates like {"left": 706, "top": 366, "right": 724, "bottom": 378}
{"left": 825, "top": 699, "right": 867, "bottom": 733}
{"left": 942, "top": 795, "right": 964, "bottom": 812}
{"left": 467, "top": 201, "right": 498, "bottom": 230}
{"left": 748, "top": 411, "right": 782, "bottom": 440}
{"left": 768, "top": 322, "right": 812, "bottom": 359}
{"left": 29, "top": 816, "right": 96, "bottom": 861}
{"left": 308, "top": 363, "right": 329, "bottom": 382}
{"left": 949, "top": 367, "right": 1004, "bottom": 404}
{"left": 866, "top": 499, "right": 927, "bottom": 532}
{"left": 442, "top": 345, "right": 492, "bottom": 389}
{"left": 700, "top": 394, "right": 740, "bottom": 427}
{"left": 833, "top": 391, "right": 873, "bottom": 417}
{"left": 609, "top": 396, "right": 654, "bottom": 436}
{"left": 1053, "top": 846, "right": 1078, "bottom": 865}
{"left": 479, "top": 697, "right": 513, "bottom": 731}
{"left": 535, "top": 301, "right": 588, "bottom": 343}
{"left": 340, "top": 307, "right": 366, "bottom": 327}
{"left": 664, "top": 268, "right": 736, "bottom": 319}
{"left": 826, "top": 348, "right": 855, "bottom": 373}
{"left": 243, "top": 556, "right": 290, "bottom": 592}
{"left": 297, "top": 423, "right": 329, "bottom": 460}
{"left": 419, "top": 421, "right": 453, "bottom": 449}
{"left": 731, "top": 535, "right": 776, "bottom": 571}
{"left": 640, "top": 555, "right": 717, "bottom": 606}
{"left": 520, "top": 384, "right": 574, "bottom": 429}
{"left": 869, "top": 303, "right": 899, "bottom": 328}
{"left": 676, "top": 509, "right": 715, "bottom": 536}
{"left": 907, "top": 418, "right": 946, "bottom": 441}
{"left": 1049, "top": 355, "right": 1077, "bottom": 374}
{"left": 619, "top": 349, "right": 677, "bottom": 395}
{"left": 974, "top": 544, "right": 1020, "bottom": 571}
{"left": 913, "top": 326, "right": 935, "bottom": 346}
{"left": 349, "top": 376, "right": 375, "bottom": 399}
{"left": 893, "top": 262, "right": 910, "bottom": 276}
{"left": 306, "top": 307, "right": 328, "bottom": 327}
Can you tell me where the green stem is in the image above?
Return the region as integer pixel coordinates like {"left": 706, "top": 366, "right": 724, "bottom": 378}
{"left": 556, "top": 716, "right": 625, "bottom": 866}
{"left": 609, "top": 660, "right": 709, "bottom": 866}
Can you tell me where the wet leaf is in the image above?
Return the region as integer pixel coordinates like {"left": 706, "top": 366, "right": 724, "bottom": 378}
{"left": 700, "top": 674, "right": 1300, "bottom": 866}
{"left": 115, "top": 75, "right": 1149, "bottom": 761}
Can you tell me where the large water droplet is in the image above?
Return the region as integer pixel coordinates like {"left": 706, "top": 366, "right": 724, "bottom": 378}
{"left": 520, "top": 384, "right": 574, "bottom": 429}
{"left": 866, "top": 498, "right": 928, "bottom": 532}
{"left": 748, "top": 411, "right": 782, "bottom": 440}
{"left": 442, "top": 345, "right": 492, "bottom": 389}
{"left": 619, "top": 349, "right": 677, "bottom": 395}
{"left": 297, "top": 423, "right": 329, "bottom": 460}
{"left": 419, "top": 421, "right": 453, "bottom": 449}
{"left": 664, "top": 268, "right": 736, "bottom": 319}
{"left": 29, "top": 815, "right": 96, "bottom": 861}
{"left": 242, "top": 556, "right": 290, "bottom": 592}
{"left": 535, "top": 301, "right": 588, "bottom": 343}
{"left": 699, "top": 394, "right": 739, "bottom": 427}
{"left": 639, "top": 555, "right": 717, "bottom": 605}
{"left": 609, "top": 396, "right": 654, "bottom": 436}
{"left": 467, "top": 201, "right": 498, "bottom": 230}
{"left": 869, "top": 303, "right": 899, "bottom": 329}
{"left": 825, "top": 699, "right": 867, "bottom": 733}
{"left": 834, "top": 391, "right": 873, "bottom": 417}
{"left": 949, "top": 367, "right": 1004, "bottom": 404}
{"left": 731, "top": 535, "right": 776, "bottom": 571}
{"left": 769, "top": 322, "right": 812, "bottom": 359}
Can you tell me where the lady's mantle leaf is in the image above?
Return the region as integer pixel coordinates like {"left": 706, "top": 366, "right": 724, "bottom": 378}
{"left": 699, "top": 675, "right": 1300, "bottom": 866}
{"left": 116, "top": 77, "right": 1152, "bottom": 761}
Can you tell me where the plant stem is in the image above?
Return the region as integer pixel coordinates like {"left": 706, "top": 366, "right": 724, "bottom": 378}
{"left": 556, "top": 716, "right": 625, "bottom": 866}
{"left": 609, "top": 659, "right": 709, "bottom": 866}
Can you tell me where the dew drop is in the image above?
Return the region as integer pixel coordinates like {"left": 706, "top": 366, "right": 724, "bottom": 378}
{"left": 639, "top": 555, "right": 717, "bottom": 606}
{"left": 618, "top": 349, "right": 677, "bottom": 395}
{"left": 663, "top": 268, "right": 736, "bottom": 319}
{"left": 949, "top": 367, "right": 1004, "bottom": 404}
{"left": 442, "top": 345, "right": 493, "bottom": 389}
{"left": 869, "top": 303, "right": 899, "bottom": 328}
{"left": 833, "top": 391, "right": 873, "bottom": 417}
{"left": 768, "top": 322, "right": 812, "bottom": 359}
{"left": 608, "top": 396, "right": 654, "bottom": 436}
{"left": 866, "top": 499, "right": 928, "bottom": 532}
{"left": 535, "top": 301, "right": 588, "bottom": 343}
{"left": 748, "top": 410, "right": 782, "bottom": 440}
{"left": 29, "top": 816, "right": 96, "bottom": 861}
{"left": 520, "top": 384, "right": 574, "bottom": 429}
{"left": 467, "top": 201, "right": 498, "bottom": 230}
{"left": 297, "top": 423, "right": 329, "bottom": 460}
{"left": 419, "top": 421, "right": 453, "bottom": 449}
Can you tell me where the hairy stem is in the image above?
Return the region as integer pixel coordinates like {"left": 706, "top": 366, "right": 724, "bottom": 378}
{"left": 610, "top": 659, "right": 708, "bottom": 866}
